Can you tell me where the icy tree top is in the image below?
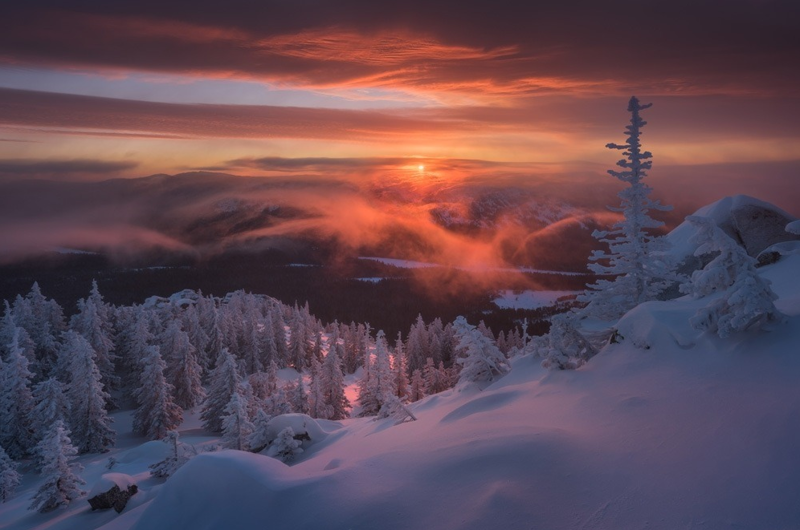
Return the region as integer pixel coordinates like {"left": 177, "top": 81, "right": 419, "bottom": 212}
{"left": 606, "top": 96, "right": 654, "bottom": 185}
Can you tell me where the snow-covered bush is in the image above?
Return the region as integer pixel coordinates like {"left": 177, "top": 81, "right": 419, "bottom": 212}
{"left": 265, "top": 427, "right": 303, "bottom": 463}
{"left": 149, "top": 431, "right": 196, "bottom": 479}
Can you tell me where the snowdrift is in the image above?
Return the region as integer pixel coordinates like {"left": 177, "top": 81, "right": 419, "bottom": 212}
{"left": 130, "top": 255, "right": 800, "bottom": 530}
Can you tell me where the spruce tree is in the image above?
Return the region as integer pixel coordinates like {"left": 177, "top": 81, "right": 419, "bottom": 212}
{"left": 221, "top": 390, "right": 255, "bottom": 451}
{"left": 70, "top": 297, "right": 117, "bottom": 401}
{"left": 28, "top": 420, "right": 85, "bottom": 513}
{"left": 0, "top": 445, "right": 21, "bottom": 502}
{"left": 30, "top": 377, "right": 70, "bottom": 469}
{"left": 579, "top": 96, "right": 675, "bottom": 320}
{"left": 201, "top": 348, "right": 241, "bottom": 432}
{"left": 0, "top": 328, "right": 36, "bottom": 459}
{"left": 161, "top": 320, "right": 205, "bottom": 410}
{"left": 133, "top": 346, "right": 183, "bottom": 440}
{"left": 266, "top": 427, "right": 303, "bottom": 463}
{"left": 320, "top": 339, "right": 350, "bottom": 420}
{"left": 59, "top": 331, "right": 115, "bottom": 453}
{"left": 453, "top": 317, "right": 508, "bottom": 385}
{"left": 248, "top": 409, "right": 273, "bottom": 453}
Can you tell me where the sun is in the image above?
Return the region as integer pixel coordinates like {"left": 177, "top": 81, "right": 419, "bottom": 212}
{"left": 418, "top": 164, "right": 425, "bottom": 171}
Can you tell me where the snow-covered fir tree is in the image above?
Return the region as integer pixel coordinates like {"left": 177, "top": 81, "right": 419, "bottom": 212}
{"left": 320, "top": 338, "right": 350, "bottom": 420}
{"left": 535, "top": 312, "right": 597, "bottom": 370}
{"left": 12, "top": 283, "right": 65, "bottom": 377}
{"left": 579, "top": 96, "right": 675, "bottom": 320}
{"left": 221, "top": 390, "right": 255, "bottom": 451}
{"left": 409, "top": 369, "right": 426, "bottom": 402}
{"left": 287, "top": 375, "right": 309, "bottom": 415}
{"left": 58, "top": 330, "right": 115, "bottom": 453}
{"left": 161, "top": 320, "right": 205, "bottom": 410}
{"left": 133, "top": 346, "right": 183, "bottom": 440}
{"left": 0, "top": 328, "right": 36, "bottom": 459}
{"left": 115, "top": 306, "right": 154, "bottom": 399}
{"left": 70, "top": 295, "right": 117, "bottom": 403}
{"left": 30, "top": 377, "right": 70, "bottom": 469}
{"left": 0, "top": 445, "right": 21, "bottom": 502}
{"left": 453, "top": 316, "right": 508, "bottom": 385}
{"left": 201, "top": 348, "right": 242, "bottom": 433}
{"left": 393, "top": 332, "right": 410, "bottom": 399}
{"left": 28, "top": 420, "right": 85, "bottom": 513}
{"left": 357, "top": 330, "right": 396, "bottom": 416}
{"left": 682, "top": 215, "right": 784, "bottom": 337}
{"left": 266, "top": 427, "right": 303, "bottom": 463}
{"left": 248, "top": 409, "right": 273, "bottom": 453}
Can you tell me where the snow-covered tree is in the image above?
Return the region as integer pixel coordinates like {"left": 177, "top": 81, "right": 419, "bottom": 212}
{"left": 133, "top": 346, "right": 183, "bottom": 440}
{"left": 30, "top": 377, "right": 70, "bottom": 468}
{"left": 266, "top": 427, "right": 303, "bottom": 463}
{"left": 221, "top": 390, "right": 255, "bottom": 451}
{"left": 201, "top": 348, "right": 241, "bottom": 433}
{"left": 682, "top": 216, "right": 783, "bottom": 337}
{"left": 28, "top": 420, "right": 85, "bottom": 513}
{"left": 423, "top": 357, "right": 451, "bottom": 395}
{"left": 320, "top": 340, "right": 350, "bottom": 420}
{"left": 12, "top": 283, "right": 65, "bottom": 376}
{"left": 0, "top": 328, "right": 36, "bottom": 459}
{"left": 161, "top": 320, "right": 205, "bottom": 410}
{"left": 0, "top": 445, "right": 21, "bottom": 502}
{"left": 453, "top": 316, "right": 508, "bottom": 385}
{"left": 409, "top": 369, "right": 426, "bottom": 402}
{"left": 579, "top": 96, "right": 675, "bottom": 320}
{"left": 70, "top": 296, "right": 117, "bottom": 402}
{"left": 58, "top": 331, "right": 115, "bottom": 453}
{"left": 115, "top": 306, "right": 154, "bottom": 400}
{"left": 357, "top": 330, "right": 396, "bottom": 416}
{"left": 535, "top": 312, "right": 597, "bottom": 370}
{"left": 287, "top": 376, "right": 309, "bottom": 415}
{"left": 393, "top": 332, "right": 410, "bottom": 399}
{"left": 149, "top": 430, "right": 195, "bottom": 479}
{"left": 248, "top": 409, "right": 273, "bottom": 453}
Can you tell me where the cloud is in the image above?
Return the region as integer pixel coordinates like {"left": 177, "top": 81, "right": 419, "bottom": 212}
{"left": 0, "top": 158, "right": 138, "bottom": 181}
{"left": 0, "top": 1, "right": 797, "bottom": 99}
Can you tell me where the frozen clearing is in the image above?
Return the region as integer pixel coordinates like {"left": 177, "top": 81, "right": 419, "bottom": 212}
{"left": 492, "top": 289, "right": 579, "bottom": 309}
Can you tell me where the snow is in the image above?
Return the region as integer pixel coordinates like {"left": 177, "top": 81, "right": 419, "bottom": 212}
{"left": 359, "top": 257, "right": 441, "bottom": 269}
{"left": 4, "top": 201, "right": 800, "bottom": 530}
{"left": 786, "top": 219, "right": 800, "bottom": 235}
{"left": 118, "top": 254, "right": 800, "bottom": 529}
{"left": 353, "top": 277, "right": 384, "bottom": 283}
{"left": 668, "top": 194, "right": 797, "bottom": 259}
{"left": 360, "top": 256, "right": 594, "bottom": 276}
{"left": 87, "top": 474, "right": 137, "bottom": 499}
{"left": 492, "top": 290, "right": 579, "bottom": 310}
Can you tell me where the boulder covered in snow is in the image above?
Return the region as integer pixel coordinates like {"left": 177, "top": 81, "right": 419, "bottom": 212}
{"left": 264, "top": 414, "right": 326, "bottom": 450}
{"left": 87, "top": 473, "right": 138, "bottom": 513}
{"left": 669, "top": 195, "right": 798, "bottom": 261}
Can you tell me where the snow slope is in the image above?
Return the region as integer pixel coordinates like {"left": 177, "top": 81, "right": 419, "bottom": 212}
{"left": 126, "top": 253, "right": 800, "bottom": 530}
{"left": 4, "top": 224, "right": 799, "bottom": 530}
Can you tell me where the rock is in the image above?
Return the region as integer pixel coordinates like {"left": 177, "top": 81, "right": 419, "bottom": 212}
{"left": 87, "top": 484, "right": 138, "bottom": 513}
{"left": 87, "top": 473, "right": 138, "bottom": 513}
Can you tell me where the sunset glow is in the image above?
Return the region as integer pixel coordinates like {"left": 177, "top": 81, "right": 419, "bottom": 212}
{"left": 0, "top": 1, "right": 797, "bottom": 263}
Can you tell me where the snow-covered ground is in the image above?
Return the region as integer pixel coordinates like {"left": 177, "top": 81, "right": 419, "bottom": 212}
{"left": 492, "top": 290, "right": 579, "bottom": 310}
{"left": 4, "top": 250, "right": 798, "bottom": 530}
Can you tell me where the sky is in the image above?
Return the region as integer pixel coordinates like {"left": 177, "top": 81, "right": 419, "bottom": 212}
{"left": 0, "top": 0, "right": 798, "bottom": 263}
